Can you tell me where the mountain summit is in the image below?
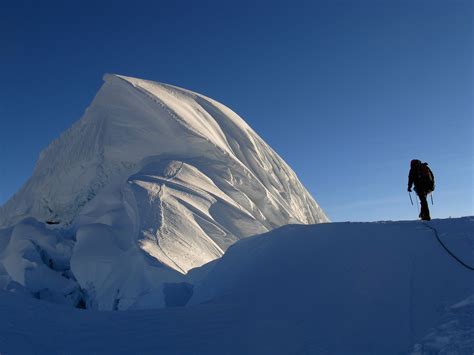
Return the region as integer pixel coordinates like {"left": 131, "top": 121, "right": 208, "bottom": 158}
{"left": 0, "top": 74, "right": 328, "bottom": 309}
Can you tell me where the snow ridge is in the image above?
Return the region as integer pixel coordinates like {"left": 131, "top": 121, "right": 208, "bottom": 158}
{"left": 0, "top": 217, "right": 472, "bottom": 353}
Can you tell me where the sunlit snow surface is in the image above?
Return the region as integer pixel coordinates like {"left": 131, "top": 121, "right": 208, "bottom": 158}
{"left": 0, "top": 217, "right": 472, "bottom": 354}
{"left": 0, "top": 74, "right": 327, "bottom": 309}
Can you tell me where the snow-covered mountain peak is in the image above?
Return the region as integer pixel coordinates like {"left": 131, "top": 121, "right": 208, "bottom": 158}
{"left": 0, "top": 74, "right": 328, "bottom": 309}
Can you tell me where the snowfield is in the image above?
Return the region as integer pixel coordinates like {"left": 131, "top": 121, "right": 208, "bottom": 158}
{"left": 0, "top": 217, "right": 472, "bottom": 354}
{"left": 0, "top": 74, "right": 327, "bottom": 310}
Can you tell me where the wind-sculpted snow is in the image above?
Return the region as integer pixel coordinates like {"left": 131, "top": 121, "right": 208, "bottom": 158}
{"left": 0, "top": 218, "right": 472, "bottom": 354}
{"left": 0, "top": 74, "right": 327, "bottom": 309}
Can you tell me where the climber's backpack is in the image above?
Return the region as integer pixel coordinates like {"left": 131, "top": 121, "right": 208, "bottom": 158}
{"left": 419, "top": 163, "right": 435, "bottom": 193}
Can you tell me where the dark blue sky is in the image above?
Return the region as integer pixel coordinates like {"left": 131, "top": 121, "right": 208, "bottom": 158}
{"left": 1, "top": 0, "right": 472, "bottom": 221}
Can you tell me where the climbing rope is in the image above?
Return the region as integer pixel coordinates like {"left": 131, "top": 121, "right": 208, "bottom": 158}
{"left": 422, "top": 222, "right": 474, "bottom": 271}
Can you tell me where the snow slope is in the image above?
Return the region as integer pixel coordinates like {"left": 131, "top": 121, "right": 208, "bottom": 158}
{"left": 0, "top": 74, "right": 327, "bottom": 309}
{"left": 0, "top": 217, "right": 472, "bottom": 354}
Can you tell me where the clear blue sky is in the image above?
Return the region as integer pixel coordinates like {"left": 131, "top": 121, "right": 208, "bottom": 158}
{"left": 1, "top": 0, "right": 472, "bottom": 222}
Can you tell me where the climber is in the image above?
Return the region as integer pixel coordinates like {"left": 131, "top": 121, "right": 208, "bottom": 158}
{"left": 408, "top": 159, "right": 435, "bottom": 221}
